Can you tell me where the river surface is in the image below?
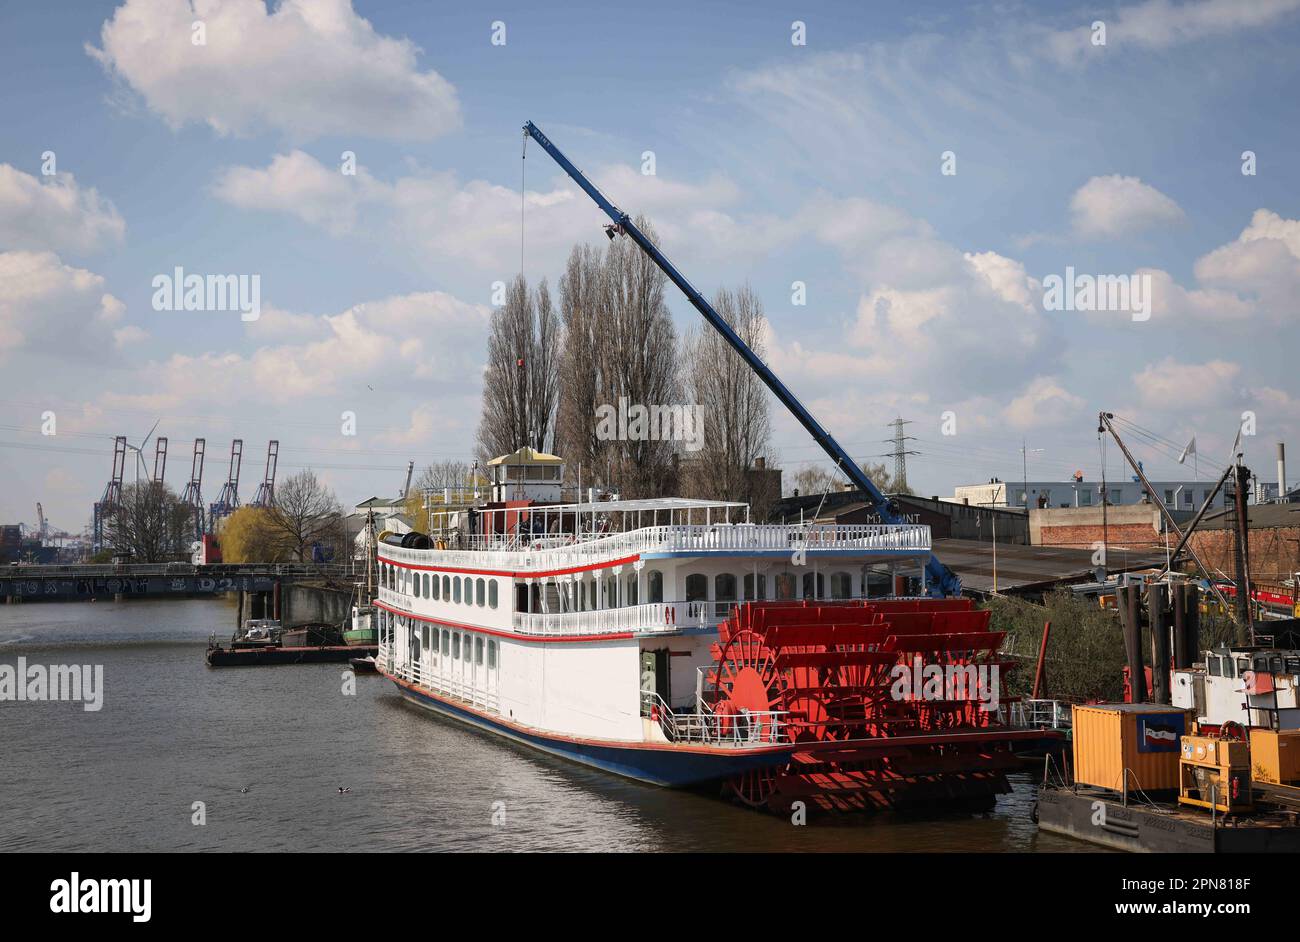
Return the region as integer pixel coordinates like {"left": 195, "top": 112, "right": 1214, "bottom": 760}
{"left": 0, "top": 599, "right": 1095, "bottom": 852}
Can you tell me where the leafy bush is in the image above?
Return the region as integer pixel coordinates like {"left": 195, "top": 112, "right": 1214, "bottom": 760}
{"left": 983, "top": 590, "right": 1127, "bottom": 703}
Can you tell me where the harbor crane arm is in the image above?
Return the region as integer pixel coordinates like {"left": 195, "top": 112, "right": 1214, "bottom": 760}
{"left": 523, "top": 121, "right": 960, "bottom": 596}
{"left": 1097, "top": 412, "right": 1235, "bottom": 619}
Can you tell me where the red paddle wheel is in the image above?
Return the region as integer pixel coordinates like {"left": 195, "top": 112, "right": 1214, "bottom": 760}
{"left": 708, "top": 598, "right": 1024, "bottom": 812}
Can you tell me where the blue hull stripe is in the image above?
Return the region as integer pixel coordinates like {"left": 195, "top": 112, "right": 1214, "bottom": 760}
{"left": 391, "top": 679, "right": 794, "bottom": 788}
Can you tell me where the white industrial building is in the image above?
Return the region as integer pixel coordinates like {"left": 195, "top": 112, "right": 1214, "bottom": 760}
{"left": 949, "top": 478, "right": 1265, "bottom": 511}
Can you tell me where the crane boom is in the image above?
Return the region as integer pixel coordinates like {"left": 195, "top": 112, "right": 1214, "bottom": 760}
{"left": 522, "top": 121, "right": 959, "bottom": 595}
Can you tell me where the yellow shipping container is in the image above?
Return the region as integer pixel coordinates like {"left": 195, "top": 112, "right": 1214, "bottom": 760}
{"left": 1072, "top": 703, "right": 1192, "bottom": 793}
{"left": 1249, "top": 728, "right": 1300, "bottom": 785}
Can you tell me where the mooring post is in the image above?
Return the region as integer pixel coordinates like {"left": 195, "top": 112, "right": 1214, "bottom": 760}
{"left": 1172, "top": 583, "right": 1188, "bottom": 669}
{"left": 1150, "top": 583, "right": 1171, "bottom": 705}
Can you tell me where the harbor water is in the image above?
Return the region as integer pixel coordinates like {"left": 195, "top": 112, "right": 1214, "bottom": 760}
{"left": 0, "top": 599, "right": 1095, "bottom": 852}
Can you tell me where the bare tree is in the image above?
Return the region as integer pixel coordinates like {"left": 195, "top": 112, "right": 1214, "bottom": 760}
{"left": 786, "top": 461, "right": 910, "bottom": 499}
{"left": 414, "top": 459, "right": 474, "bottom": 492}
{"left": 555, "top": 243, "right": 607, "bottom": 480}
{"left": 103, "top": 481, "right": 196, "bottom": 561}
{"left": 682, "top": 284, "right": 773, "bottom": 511}
{"left": 265, "top": 469, "right": 343, "bottom": 562}
{"left": 789, "top": 466, "right": 838, "bottom": 498}
{"left": 476, "top": 275, "right": 561, "bottom": 463}
{"left": 604, "top": 219, "right": 680, "bottom": 497}
{"left": 555, "top": 219, "right": 680, "bottom": 497}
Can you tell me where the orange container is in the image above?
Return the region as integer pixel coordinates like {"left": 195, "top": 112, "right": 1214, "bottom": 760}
{"left": 1249, "top": 728, "right": 1300, "bottom": 785}
{"left": 1072, "top": 703, "right": 1191, "bottom": 793}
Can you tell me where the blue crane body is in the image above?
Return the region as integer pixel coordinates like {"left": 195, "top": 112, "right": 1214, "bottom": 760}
{"left": 523, "top": 121, "right": 960, "bottom": 597}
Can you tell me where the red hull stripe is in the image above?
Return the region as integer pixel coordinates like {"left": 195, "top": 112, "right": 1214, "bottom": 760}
{"left": 375, "top": 600, "right": 636, "bottom": 644}
{"left": 382, "top": 669, "right": 792, "bottom": 757}
{"left": 377, "top": 552, "right": 641, "bottom": 579}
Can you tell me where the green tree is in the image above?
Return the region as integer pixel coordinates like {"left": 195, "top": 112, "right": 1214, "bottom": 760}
{"left": 219, "top": 506, "right": 282, "bottom": 563}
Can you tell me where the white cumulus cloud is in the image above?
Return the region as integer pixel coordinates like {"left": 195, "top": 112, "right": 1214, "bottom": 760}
{"left": 0, "top": 251, "right": 129, "bottom": 358}
{"left": 1069, "top": 174, "right": 1184, "bottom": 239}
{"left": 0, "top": 164, "right": 125, "bottom": 254}
{"left": 87, "top": 0, "right": 461, "bottom": 141}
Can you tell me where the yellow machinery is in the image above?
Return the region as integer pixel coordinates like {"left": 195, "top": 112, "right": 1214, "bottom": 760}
{"left": 1249, "top": 728, "right": 1300, "bottom": 786}
{"left": 1179, "top": 734, "right": 1252, "bottom": 813}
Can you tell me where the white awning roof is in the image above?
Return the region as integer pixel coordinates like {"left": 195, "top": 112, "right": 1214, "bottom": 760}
{"left": 516, "top": 497, "right": 747, "bottom": 514}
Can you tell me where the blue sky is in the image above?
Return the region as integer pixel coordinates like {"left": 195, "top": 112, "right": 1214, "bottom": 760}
{"left": 2, "top": 0, "right": 1299, "bottom": 532}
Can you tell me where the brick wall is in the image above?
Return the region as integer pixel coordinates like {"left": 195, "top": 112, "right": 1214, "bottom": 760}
{"left": 1037, "top": 523, "right": 1164, "bottom": 550}
{"left": 1030, "top": 505, "right": 1163, "bottom": 549}
{"left": 1187, "top": 526, "right": 1300, "bottom": 584}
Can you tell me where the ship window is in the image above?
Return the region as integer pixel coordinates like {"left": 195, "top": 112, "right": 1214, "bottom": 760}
{"left": 1236, "top": 657, "right": 1250, "bottom": 678}
{"left": 685, "top": 574, "right": 708, "bottom": 602}
{"left": 627, "top": 574, "right": 638, "bottom": 606}
{"left": 489, "top": 580, "right": 498, "bottom": 609}
{"left": 422, "top": 625, "right": 430, "bottom": 652}
{"left": 442, "top": 575, "right": 450, "bottom": 599}
{"left": 476, "top": 578, "right": 486, "bottom": 607}
{"left": 831, "top": 572, "right": 852, "bottom": 599}
{"left": 453, "top": 633, "right": 461, "bottom": 659}
{"left": 454, "top": 578, "right": 462, "bottom": 604}
{"left": 441, "top": 629, "right": 450, "bottom": 656}
{"left": 802, "top": 572, "right": 824, "bottom": 599}
{"left": 475, "top": 637, "right": 484, "bottom": 665}
{"left": 1207, "top": 655, "right": 1221, "bottom": 676}
{"left": 775, "top": 572, "right": 796, "bottom": 600}
{"left": 432, "top": 575, "right": 440, "bottom": 600}
{"left": 715, "top": 573, "right": 737, "bottom": 602}
{"left": 414, "top": 573, "right": 421, "bottom": 598}
{"left": 648, "top": 570, "right": 663, "bottom": 604}
{"left": 488, "top": 640, "right": 497, "bottom": 669}
{"left": 743, "top": 573, "right": 766, "bottom": 601}
{"left": 423, "top": 573, "right": 430, "bottom": 597}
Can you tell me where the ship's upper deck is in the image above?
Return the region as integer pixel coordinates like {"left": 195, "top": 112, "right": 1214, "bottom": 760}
{"left": 383, "top": 496, "right": 931, "bottom": 573}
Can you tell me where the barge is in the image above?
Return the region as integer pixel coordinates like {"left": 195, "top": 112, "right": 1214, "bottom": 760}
{"left": 1035, "top": 646, "right": 1300, "bottom": 851}
{"left": 206, "top": 619, "right": 376, "bottom": 667}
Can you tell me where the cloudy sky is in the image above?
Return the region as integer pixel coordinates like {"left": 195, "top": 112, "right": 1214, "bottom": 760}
{"left": 2, "top": 0, "right": 1299, "bottom": 533}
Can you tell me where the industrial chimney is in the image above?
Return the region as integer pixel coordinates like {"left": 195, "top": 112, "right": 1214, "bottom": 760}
{"left": 1279, "top": 442, "right": 1287, "bottom": 502}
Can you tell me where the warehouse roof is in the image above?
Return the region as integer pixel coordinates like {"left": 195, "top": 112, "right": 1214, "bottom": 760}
{"left": 933, "top": 538, "right": 1165, "bottom": 594}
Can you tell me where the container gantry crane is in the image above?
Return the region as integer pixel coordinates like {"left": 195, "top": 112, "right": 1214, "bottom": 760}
{"left": 180, "top": 438, "right": 206, "bottom": 542}
{"left": 522, "top": 121, "right": 960, "bottom": 596}
{"left": 92, "top": 435, "right": 128, "bottom": 553}
{"left": 209, "top": 439, "right": 243, "bottom": 526}
{"left": 251, "top": 440, "right": 279, "bottom": 507}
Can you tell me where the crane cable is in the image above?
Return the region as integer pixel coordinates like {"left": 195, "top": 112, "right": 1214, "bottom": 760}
{"left": 521, "top": 130, "right": 528, "bottom": 277}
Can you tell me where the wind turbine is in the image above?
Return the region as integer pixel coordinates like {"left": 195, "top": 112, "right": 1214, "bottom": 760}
{"left": 123, "top": 419, "right": 161, "bottom": 488}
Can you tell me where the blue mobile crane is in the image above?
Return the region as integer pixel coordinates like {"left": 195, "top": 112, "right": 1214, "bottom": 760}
{"left": 523, "top": 121, "right": 961, "bottom": 596}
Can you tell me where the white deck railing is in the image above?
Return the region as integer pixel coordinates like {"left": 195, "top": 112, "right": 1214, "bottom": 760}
{"left": 379, "top": 645, "right": 501, "bottom": 714}
{"left": 512, "top": 600, "right": 735, "bottom": 636}
{"left": 379, "top": 523, "right": 930, "bottom": 573}
{"left": 641, "top": 691, "right": 787, "bottom": 747}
